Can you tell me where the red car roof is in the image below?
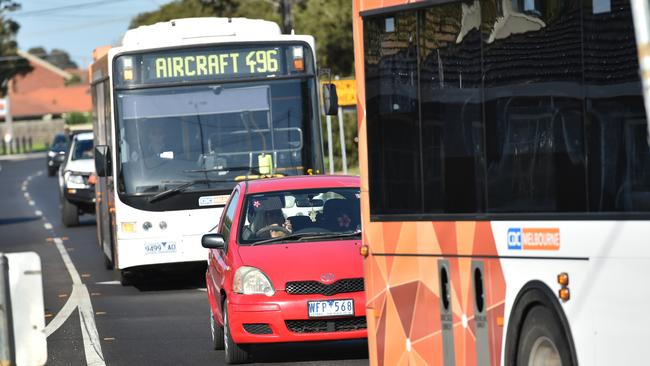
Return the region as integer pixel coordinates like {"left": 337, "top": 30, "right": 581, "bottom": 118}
{"left": 239, "top": 175, "right": 359, "bottom": 195}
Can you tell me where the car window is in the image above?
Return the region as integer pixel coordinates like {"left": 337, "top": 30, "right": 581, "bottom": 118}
{"left": 220, "top": 190, "right": 240, "bottom": 241}
{"left": 51, "top": 134, "right": 68, "bottom": 150}
{"left": 239, "top": 187, "right": 360, "bottom": 244}
{"left": 71, "top": 139, "right": 94, "bottom": 161}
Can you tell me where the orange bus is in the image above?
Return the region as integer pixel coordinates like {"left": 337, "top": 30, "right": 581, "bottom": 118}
{"left": 354, "top": 0, "right": 650, "bottom": 365}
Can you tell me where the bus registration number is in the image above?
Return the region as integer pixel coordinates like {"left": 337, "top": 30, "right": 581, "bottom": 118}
{"left": 308, "top": 299, "right": 354, "bottom": 318}
{"left": 144, "top": 241, "right": 177, "bottom": 255}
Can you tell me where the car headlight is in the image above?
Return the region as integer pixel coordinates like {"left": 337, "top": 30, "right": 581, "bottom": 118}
{"left": 233, "top": 266, "right": 275, "bottom": 296}
{"left": 47, "top": 151, "right": 56, "bottom": 157}
{"left": 65, "top": 172, "right": 87, "bottom": 189}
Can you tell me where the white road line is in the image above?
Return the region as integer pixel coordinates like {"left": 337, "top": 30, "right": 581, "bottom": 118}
{"left": 50, "top": 238, "right": 105, "bottom": 365}
{"left": 44, "top": 223, "right": 53, "bottom": 230}
{"left": 28, "top": 200, "right": 35, "bottom": 206}
{"left": 44, "top": 285, "right": 80, "bottom": 337}
{"left": 35, "top": 210, "right": 42, "bottom": 216}
{"left": 94, "top": 281, "right": 121, "bottom": 285}
{"left": 21, "top": 186, "right": 26, "bottom": 191}
{"left": 23, "top": 192, "right": 29, "bottom": 198}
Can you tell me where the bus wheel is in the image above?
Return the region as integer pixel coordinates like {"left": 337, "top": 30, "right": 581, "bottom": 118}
{"left": 119, "top": 270, "right": 133, "bottom": 286}
{"left": 210, "top": 311, "right": 225, "bottom": 350}
{"left": 224, "top": 300, "right": 250, "bottom": 364}
{"left": 517, "top": 305, "right": 572, "bottom": 366}
{"left": 61, "top": 199, "right": 79, "bottom": 227}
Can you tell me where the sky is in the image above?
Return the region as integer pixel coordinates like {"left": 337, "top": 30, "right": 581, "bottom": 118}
{"left": 12, "top": 0, "right": 172, "bottom": 69}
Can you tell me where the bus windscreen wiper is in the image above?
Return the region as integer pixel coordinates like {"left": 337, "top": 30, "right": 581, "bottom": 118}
{"left": 148, "top": 179, "right": 226, "bottom": 203}
{"left": 250, "top": 230, "right": 361, "bottom": 246}
{"left": 183, "top": 166, "right": 260, "bottom": 174}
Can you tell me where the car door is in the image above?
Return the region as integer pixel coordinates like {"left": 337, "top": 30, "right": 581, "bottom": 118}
{"left": 207, "top": 188, "right": 240, "bottom": 322}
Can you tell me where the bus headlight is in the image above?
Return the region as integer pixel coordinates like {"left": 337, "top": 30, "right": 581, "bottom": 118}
{"left": 233, "top": 266, "right": 274, "bottom": 296}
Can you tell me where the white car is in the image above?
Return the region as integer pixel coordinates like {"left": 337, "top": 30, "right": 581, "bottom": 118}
{"left": 58, "top": 131, "right": 96, "bottom": 227}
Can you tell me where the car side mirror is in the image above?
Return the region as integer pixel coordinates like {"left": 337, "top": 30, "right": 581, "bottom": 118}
{"left": 95, "top": 145, "right": 112, "bottom": 177}
{"left": 202, "top": 233, "right": 226, "bottom": 249}
{"left": 322, "top": 83, "right": 338, "bottom": 116}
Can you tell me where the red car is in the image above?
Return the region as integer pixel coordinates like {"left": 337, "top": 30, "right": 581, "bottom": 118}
{"left": 202, "top": 175, "right": 365, "bottom": 363}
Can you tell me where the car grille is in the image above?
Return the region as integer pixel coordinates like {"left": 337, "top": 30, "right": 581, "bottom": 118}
{"left": 242, "top": 323, "right": 273, "bottom": 335}
{"left": 286, "top": 317, "right": 367, "bottom": 333}
{"left": 285, "top": 278, "right": 364, "bottom": 296}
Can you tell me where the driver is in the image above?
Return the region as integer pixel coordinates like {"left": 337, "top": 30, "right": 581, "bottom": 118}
{"left": 259, "top": 209, "right": 292, "bottom": 239}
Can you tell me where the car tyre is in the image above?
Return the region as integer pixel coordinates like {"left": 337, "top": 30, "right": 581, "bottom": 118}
{"left": 61, "top": 198, "right": 79, "bottom": 227}
{"left": 210, "top": 311, "right": 225, "bottom": 350}
{"left": 516, "top": 305, "right": 573, "bottom": 366}
{"left": 224, "top": 300, "right": 250, "bottom": 364}
{"left": 47, "top": 167, "right": 56, "bottom": 177}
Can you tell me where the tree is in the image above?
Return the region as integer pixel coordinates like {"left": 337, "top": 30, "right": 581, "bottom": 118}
{"left": 129, "top": 0, "right": 279, "bottom": 29}
{"left": 28, "top": 47, "right": 78, "bottom": 70}
{"left": 0, "top": 0, "right": 32, "bottom": 95}
{"left": 294, "top": 0, "right": 353, "bottom": 76}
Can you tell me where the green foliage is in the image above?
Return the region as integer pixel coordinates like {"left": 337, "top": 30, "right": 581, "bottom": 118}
{"left": 0, "top": 1, "right": 32, "bottom": 95}
{"left": 294, "top": 0, "right": 353, "bottom": 76}
{"left": 64, "top": 74, "right": 82, "bottom": 86}
{"left": 65, "top": 111, "right": 91, "bottom": 125}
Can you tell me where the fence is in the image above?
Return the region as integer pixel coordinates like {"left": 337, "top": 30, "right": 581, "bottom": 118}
{"left": 0, "top": 119, "right": 65, "bottom": 155}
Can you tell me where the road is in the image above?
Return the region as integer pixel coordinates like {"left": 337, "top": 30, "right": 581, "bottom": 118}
{"left": 0, "top": 156, "right": 368, "bottom": 366}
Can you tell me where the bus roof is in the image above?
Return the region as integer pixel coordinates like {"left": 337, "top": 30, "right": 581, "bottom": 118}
{"left": 121, "top": 17, "right": 285, "bottom": 49}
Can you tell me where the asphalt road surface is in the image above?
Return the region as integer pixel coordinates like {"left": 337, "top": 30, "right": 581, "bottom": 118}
{"left": 0, "top": 155, "right": 368, "bottom": 366}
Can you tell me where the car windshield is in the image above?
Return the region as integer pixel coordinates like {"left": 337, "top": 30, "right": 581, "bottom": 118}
{"left": 51, "top": 134, "right": 68, "bottom": 150}
{"left": 239, "top": 187, "right": 361, "bottom": 245}
{"left": 116, "top": 78, "right": 318, "bottom": 195}
{"left": 71, "top": 139, "right": 94, "bottom": 161}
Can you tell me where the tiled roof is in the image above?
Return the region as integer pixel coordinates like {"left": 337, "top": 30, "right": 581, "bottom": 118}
{"left": 10, "top": 85, "right": 91, "bottom": 118}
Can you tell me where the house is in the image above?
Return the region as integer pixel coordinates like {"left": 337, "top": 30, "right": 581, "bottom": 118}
{"left": 6, "top": 50, "right": 91, "bottom": 120}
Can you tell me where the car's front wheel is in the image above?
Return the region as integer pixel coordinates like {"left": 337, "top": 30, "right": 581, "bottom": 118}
{"left": 61, "top": 197, "right": 79, "bottom": 227}
{"left": 210, "top": 311, "right": 224, "bottom": 350}
{"left": 224, "top": 300, "right": 250, "bottom": 364}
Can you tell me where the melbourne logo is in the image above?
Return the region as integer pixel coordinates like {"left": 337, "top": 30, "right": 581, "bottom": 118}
{"left": 508, "top": 228, "right": 560, "bottom": 251}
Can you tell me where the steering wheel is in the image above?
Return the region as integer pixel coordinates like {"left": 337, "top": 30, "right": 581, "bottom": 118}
{"left": 255, "top": 225, "right": 291, "bottom": 237}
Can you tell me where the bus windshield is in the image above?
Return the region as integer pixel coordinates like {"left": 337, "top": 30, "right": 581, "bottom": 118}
{"left": 116, "top": 77, "right": 318, "bottom": 195}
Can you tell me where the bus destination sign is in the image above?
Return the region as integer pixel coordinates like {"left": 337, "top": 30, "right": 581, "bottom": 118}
{"left": 149, "top": 48, "right": 281, "bottom": 80}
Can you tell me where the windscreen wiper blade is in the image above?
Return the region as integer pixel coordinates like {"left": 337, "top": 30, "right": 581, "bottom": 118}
{"left": 250, "top": 230, "right": 361, "bottom": 246}
{"left": 183, "top": 166, "right": 260, "bottom": 174}
{"left": 148, "top": 179, "right": 227, "bottom": 203}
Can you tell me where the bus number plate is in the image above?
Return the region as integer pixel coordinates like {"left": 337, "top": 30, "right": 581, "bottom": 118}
{"left": 308, "top": 299, "right": 354, "bottom": 317}
{"left": 144, "top": 241, "right": 177, "bottom": 255}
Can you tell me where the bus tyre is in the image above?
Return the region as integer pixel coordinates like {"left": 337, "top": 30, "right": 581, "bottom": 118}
{"left": 61, "top": 199, "right": 79, "bottom": 227}
{"left": 517, "top": 305, "right": 573, "bottom": 366}
{"left": 120, "top": 270, "right": 133, "bottom": 286}
{"left": 224, "top": 300, "right": 250, "bottom": 364}
{"left": 210, "top": 311, "right": 225, "bottom": 350}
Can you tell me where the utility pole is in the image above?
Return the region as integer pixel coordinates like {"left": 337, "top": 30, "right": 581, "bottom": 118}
{"left": 279, "top": 0, "right": 292, "bottom": 33}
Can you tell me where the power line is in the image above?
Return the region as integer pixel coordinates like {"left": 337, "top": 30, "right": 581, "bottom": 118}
{"left": 13, "top": 0, "right": 131, "bottom": 17}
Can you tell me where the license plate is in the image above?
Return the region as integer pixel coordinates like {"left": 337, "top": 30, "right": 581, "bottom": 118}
{"left": 308, "top": 299, "right": 354, "bottom": 317}
{"left": 144, "top": 241, "right": 177, "bottom": 255}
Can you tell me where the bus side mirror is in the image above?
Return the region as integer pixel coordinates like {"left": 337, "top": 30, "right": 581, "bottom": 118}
{"left": 322, "top": 83, "right": 338, "bottom": 116}
{"left": 202, "top": 233, "right": 225, "bottom": 249}
{"left": 95, "top": 145, "right": 112, "bottom": 177}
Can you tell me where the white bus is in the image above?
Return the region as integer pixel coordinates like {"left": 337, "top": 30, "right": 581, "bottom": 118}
{"left": 90, "top": 18, "right": 329, "bottom": 284}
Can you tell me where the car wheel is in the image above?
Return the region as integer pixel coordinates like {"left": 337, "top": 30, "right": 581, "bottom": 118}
{"left": 210, "top": 311, "right": 225, "bottom": 350}
{"left": 516, "top": 305, "right": 573, "bottom": 366}
{"left": 47, "top": 167, "right": 56, "bottom": 177}
{"left": 61, "top": 198, "right": 79, "bottom": 227}
{"left": 224, "top": 300, "right": 250, "bottom": 364}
